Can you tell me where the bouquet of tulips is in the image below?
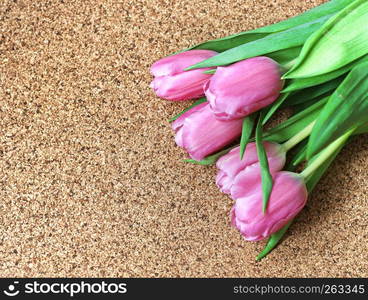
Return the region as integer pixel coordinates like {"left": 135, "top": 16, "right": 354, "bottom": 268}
{"left": 150, "top": 0, "right": 368, "bottom": 260}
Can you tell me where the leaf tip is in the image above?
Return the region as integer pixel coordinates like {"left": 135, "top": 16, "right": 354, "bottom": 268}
{"left": 203, "top": 69, "right": 216, "bottom": 75}
{"left": 184, "top": 64, "right": 199, "bottom": 71}
{"left": 183, "top": 159, "right": 196, "bottom": 164}
{"left": 255, "top": 253, "right": 265, "bottom": 261}
{"left": 262, "top": 203, "right": 268, "bottom": 215}
{"left": 239, "top": 147, "right": 245, "bottom": 160}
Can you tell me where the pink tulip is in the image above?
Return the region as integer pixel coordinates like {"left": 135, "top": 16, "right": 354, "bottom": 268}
{"left": 172, "top": 103, "right": 243, "bottom": 161}
{"left": 205, "top": 56, "right": 284, "bottom": 121}
{"left": 216, "top": 142, "right": 286, "bottom": 195}
{"left": 150, "top": 50, "right": 218, "bottom": 101}
{"left": 231, "top": 171, "right": 308, "bottom": 241}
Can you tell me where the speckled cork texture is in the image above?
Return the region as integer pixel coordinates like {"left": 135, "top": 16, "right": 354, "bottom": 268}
{"left": 0, "top": 0, "right": 367, "bottom": 277}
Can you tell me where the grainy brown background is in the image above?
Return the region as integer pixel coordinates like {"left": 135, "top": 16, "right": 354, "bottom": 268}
{"left": 0, "top": 0, "right": 367, "bottom": 277}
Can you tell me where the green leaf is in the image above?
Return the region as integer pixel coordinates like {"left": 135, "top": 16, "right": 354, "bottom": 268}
{"left": 262, "top": 93, "right": 290, "bottom": 125}
{"left": 257, "top": 132, "right": 345, "bottom": 260}
{"left": 283, "top": 54, "right": 368, "bottom": 92}
{"left": 168, "top": 98, "right": 207, "bottom": 122}
{"left": 204, "top": 48, "right": 302, "bottom": 74}
{"left": 255, "top": 112, "right": 273, "bottom": 213}
{"left": 256, "top": 220, "right": 293, "bottom": 261}
{"left": 258, "top": 130, "right": 351, "bottom": 261}
{"left": 203, "top": 69, "right": 216, "bottom": 75}
{"left": 285, "top": 140, "right": 308, "bottom": 171}
{"left": 303, "top": 128, "right": 355, "bottom": 182}
{"left": 307, "top": 62, "right": 368, "bottom": 158}
{"left": 257, "top": 131, "right": 348, "bottom": 261}
{"left": 305, "top": 135, "right": 349, "bottom": 192}
{"left": 263, "top": 97, "right": 328, "bottom": 143}
{"left": 187, "top": 0, "right": 352, "bottom": 53}
{"left": 354, "top": 122, "right": 368, "bottom": 135}
{"left": 305, "top": 147, "right": 342, "bottom": 193}
{"left": 292, "top": 96, "right": 327, "bottom": 114}
{"left": 307, "top": 129, "right": 365, "bottom": 190}
{"left": 285, "top": 0, "right": 368, "bottom": 79}
{"left": 183, "top": 146, "right": 235, "bottom": 166}
{"left": 190, "top": 32, "right": 269, "bottom": 53}
{"left": 240, "top": 115, "right": 256, "bottom": 160}
{"left": 266, "top": 46, "right": 302, "bottom": 66}
{"left": 306, "top": 128, "right": 368, "bottom": 192}
{"left": 282, "top": 76, "right": 343, "bottom": 106}
{"left": 185, "top": 15, "right": 332, "bottom": 70}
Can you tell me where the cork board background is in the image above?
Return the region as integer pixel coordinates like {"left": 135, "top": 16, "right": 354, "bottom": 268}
{"left": 0, "top": 0, "right": 367, "bottom": 278}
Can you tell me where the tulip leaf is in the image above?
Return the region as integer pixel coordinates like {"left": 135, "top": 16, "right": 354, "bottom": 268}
{"left": 203, "top": 69, "right": 216, "bottom": 75}
{"left": 185, "top": 15, "right": 332, "bottom": 70}
{"left": 257, "top": 132, "right": 346, "bottom": 261}
{"left": 263, "top": 97, "right": 327, "bottom": 143}
{"left": 168, "top": 98, "right": 207, "bottom": 122}
{"left": 256, "top": 220, "right": 293, "bottom": 261}
{"left": 266, "top": 46, "right": 301, "bottom": 66}
{"left": 190, "top": 32, "right": 269, "bottom": 53}
{"left": 206, "top": 47, "right": 302, "bottom": 73}
{"left": 262, "top": 93, "right": 290, "bottom": 125}
{"left": 285, "top": 0, "right": 368, "bottom": 79}
{"left": 307, "top": 62, "right": 368, "bottom": 159}
{"left": 292, "top": 96, "right": 327, "bottom": 114}
{"left": 239, "top": 115, "right": 256, "bottom": 160}
{"left": 282, "top": 76, "right": 343, "bottom": 107}
{"left": 283, "top": 54, "right": 368, "bottom": 92}
{"left": 285, "top": 140, "right": 308, "bottom": 171}
{"left": 257, "top": 132, "right": 347, "bottom": 261}
{"left": 354, "top": 122, "right": 368, "bottom": 135}
{"left": 257, "top": 118, "right": 360, "bottom": 261}
{"left": 305, "top": 132, "right": 355, "bottom": 193}
{"left": 305, "top": 143, "right": 344, "bottom": 193}
{"left": 255, "top": 112, "right": 273, "bottom": 213}
{"left": 188, "top": 0, "right": 351, "bottom": 53}
{"left": 183, "top": 146, "right": 235, "bottom": 166}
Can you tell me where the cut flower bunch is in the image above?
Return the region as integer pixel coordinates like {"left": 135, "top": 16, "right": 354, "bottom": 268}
{"left": 149, "top": 0, "right": 368, "bottom": 260}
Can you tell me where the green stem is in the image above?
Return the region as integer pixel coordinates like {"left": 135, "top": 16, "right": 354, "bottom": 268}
{"left": 281, "top": 121, "right": 315, "bottom": 152}
{"left": 300, "top": 128, "right": 355, "bottom": 180}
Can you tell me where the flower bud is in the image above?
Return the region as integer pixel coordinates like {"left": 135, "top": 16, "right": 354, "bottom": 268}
{"left": 216, "top": 142, "right": 286, "bottom": 195}
{"left": 172, "top": 103, "right": 242, "bottom": 161}
{"left": 231, "top": 171, "right": 308, "bottom": 241}
{"left": 205, "top": 56, "right": 284, "bottom": 120}
{"left": 150, "top": 50, "right": 217, "bottom": 101}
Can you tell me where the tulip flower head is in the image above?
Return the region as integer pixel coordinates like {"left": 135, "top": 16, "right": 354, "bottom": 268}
{"left": 205, "top": 56, "right": 284, "bottom": 120}
{"left": 172, "top": 103, "right": 243, "bottom": 161}
{"left": 216, "top": 142, "right": 286, "bottom": 195}
{"left": 150, "top": 50, "right": 218, "bottom": 101}
{"left": 231, "top": 171, "right": 308, "bottom": 241}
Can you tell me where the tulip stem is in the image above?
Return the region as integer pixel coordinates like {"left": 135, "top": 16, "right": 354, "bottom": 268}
{"left": 300, "top": 129, "right": 355, "bottom": 180}
{"left": 282, "top": 121, "right": 315, "bottom": 152}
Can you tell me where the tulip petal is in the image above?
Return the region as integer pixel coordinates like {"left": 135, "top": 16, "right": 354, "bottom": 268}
{"left": 150, "top": 50, "right": 218, "bottom": 101}
{"left": 151, "top": 50, "right": 218, "bottom": 76}
{"left": 231, "top": 171, "right": 308, "bottom": 241}
{"left": 174, "top": 104, "right": 242, "bottom": 161}
{"left": 216, "top": 142, "right": 286, "bottom": 195}
{"left": 171, "top": 102, "right": 208, "bottom": 131}
{"left": 205, "top": 57, "right": 283, "bottom": 120}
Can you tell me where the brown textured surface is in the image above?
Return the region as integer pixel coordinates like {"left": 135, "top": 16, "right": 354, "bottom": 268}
{"left": 0, "top": 0, "right": 367, "bottom": 277}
